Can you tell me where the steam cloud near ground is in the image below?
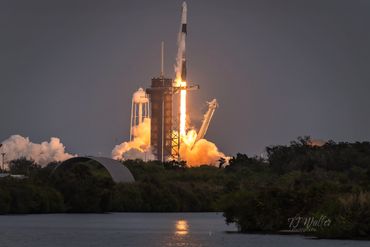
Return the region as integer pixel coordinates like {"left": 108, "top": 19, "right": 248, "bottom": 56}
{"left": 112, "top": 118, "right": 155, "bottom": 161}
{"left": 111, "top": 119, "right": 228, "bottom": 167}
{"left": 110, "top": 2, "right": 227, "bottom": 166}
{"left": 179, "top": 130, "right": 227, "bottom": 166}
{"left": 1, "top": 135, "right": 74, "bottom": 167}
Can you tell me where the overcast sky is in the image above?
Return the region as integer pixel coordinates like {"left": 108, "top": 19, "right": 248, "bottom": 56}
{"left": 1, "top": 0, "right": 370, "bottom": 157}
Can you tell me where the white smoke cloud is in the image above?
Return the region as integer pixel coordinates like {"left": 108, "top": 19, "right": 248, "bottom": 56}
{"left": 1, "top": 135, "right": 74, "bottom": 167}
{"left": 112, "top": 118, "right": 154, "bottom": 161}
{"left": 111, "top": 118, "right": 228, "bottom": 166}
{"left": 118, "top": 148, "right": 154, "bottom": 161}
{"left": 177, "top": 129, "right": 229, "bottom": 167}
{"left": 181, "top": 138, "right": 227, "bottom": 166}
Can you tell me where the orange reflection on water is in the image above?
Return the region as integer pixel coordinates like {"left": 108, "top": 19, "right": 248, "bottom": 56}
{"left": 175, "top": 220, "right": 189, "bottom": 235}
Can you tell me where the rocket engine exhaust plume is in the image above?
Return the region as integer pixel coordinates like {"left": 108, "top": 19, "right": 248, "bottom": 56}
{"left": 0, "top": 135, "right": 74, "bottom": 168}
{"left": 112, "top": 2, "right": 229, "bottom": 167}
{"left": 172, "top": 2, "right": 229, "bottom": 166}
{"left": 175, "top": 1, "right": 188, "bottom": 137}
{"left": 178, "top": 129, "right": 228, "bottom": 166}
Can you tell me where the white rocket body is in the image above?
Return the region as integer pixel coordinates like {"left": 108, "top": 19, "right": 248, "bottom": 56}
{"left": 176, "top": 2, "right": 187, "bottom": 82}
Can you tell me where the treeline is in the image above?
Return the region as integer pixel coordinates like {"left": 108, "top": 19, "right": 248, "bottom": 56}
{"left": 1, "top": 137, "right": 370, "bottom": 239}
{"left": 0, "top": 159, "right": 64, "bottom": 213}
{"left": 0, "top": 158, "right": 230, "bottom": 213}
{"left": 221, "top": 137, "right": 370, "bottom": 239}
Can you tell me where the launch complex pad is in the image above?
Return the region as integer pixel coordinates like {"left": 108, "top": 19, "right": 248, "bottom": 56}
{"left": 129, "top": 2, "right": 218, "bottom": 162}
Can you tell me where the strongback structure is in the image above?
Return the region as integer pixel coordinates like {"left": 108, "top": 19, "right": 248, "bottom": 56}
{"left": 146, "top": 77, "right": 173, "bottom": 161}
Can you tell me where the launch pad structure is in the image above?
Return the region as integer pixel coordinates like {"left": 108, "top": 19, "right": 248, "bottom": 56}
{"left": 146, "top": 76, "right": 174, "bottom": 162}
{"left": 129, "top": 2, "right": 216, "bottom": 162}
{"left": 145, "top": 41, "right": 199, "bottom": 162}
{"left": 146, "top": 76, "right": 199, "bottom": 162}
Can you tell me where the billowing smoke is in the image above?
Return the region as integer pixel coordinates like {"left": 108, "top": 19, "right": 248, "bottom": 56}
{"left": 112, "top": 118, "right": 154, "bottom": 161}
{"left": 112, "top": 2, "right": 228, "bottom": 166}
{"left": 1, "top": 135, "right": 74, "bottom": 167}
{"left": 178, "top": 129, "right": 228, "bottom": 167}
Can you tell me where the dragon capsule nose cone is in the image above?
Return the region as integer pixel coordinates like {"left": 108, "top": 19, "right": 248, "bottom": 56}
{"left": 181, "top": 1, "right": 187, "bottom": 25}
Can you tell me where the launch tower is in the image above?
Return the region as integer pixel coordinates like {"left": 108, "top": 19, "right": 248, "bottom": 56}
{"left": 146, "top": 76, "right": 173, "bottom": 162}
{"left": 146, "top": 2, "right": 199, "bottom": 162}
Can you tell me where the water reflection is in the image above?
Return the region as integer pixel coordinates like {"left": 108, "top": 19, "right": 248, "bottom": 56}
{"left": 175, "top": 220, "right": 189, "bottom": 235}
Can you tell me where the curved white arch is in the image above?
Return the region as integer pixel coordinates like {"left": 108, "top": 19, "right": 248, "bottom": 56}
{"left": 55, "top": 156, "right": 135, "bottom": 183}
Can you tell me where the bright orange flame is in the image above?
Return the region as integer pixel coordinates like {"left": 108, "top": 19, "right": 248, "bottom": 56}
{"left": 182, "top": 129, "right": 197, "bottom": 147}
{"left": 171, "top": 78, "right": 228, "bottom": 167}
{"left": 112, "top": 80, "right": 228, "bottom": 164}
{"left": 180, "top": 82, "right": 187, "bottom": 137}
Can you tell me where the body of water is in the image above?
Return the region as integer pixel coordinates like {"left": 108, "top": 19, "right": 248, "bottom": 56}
{"left": 0, "top": 213, "right": 369, "bottom": 247}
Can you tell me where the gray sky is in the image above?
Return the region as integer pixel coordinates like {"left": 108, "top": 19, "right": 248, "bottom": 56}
{"left": 1, "top": 0, "right": 370, "bottom": 157}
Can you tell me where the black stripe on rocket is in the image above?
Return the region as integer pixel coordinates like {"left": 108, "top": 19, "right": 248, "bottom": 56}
{"left": 182, "top": 24, "right": 187, "bottom": 34}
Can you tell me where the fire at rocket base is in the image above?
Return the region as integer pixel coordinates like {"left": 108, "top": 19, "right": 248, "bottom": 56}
{"left": 172, "top": 2, "right": 229, "bottom": 166}
{"left": 112, "top": 1, "right": 229, "bottom": 167}
{"left": 175, "top": 2, "right": 188, "bottom": 138}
